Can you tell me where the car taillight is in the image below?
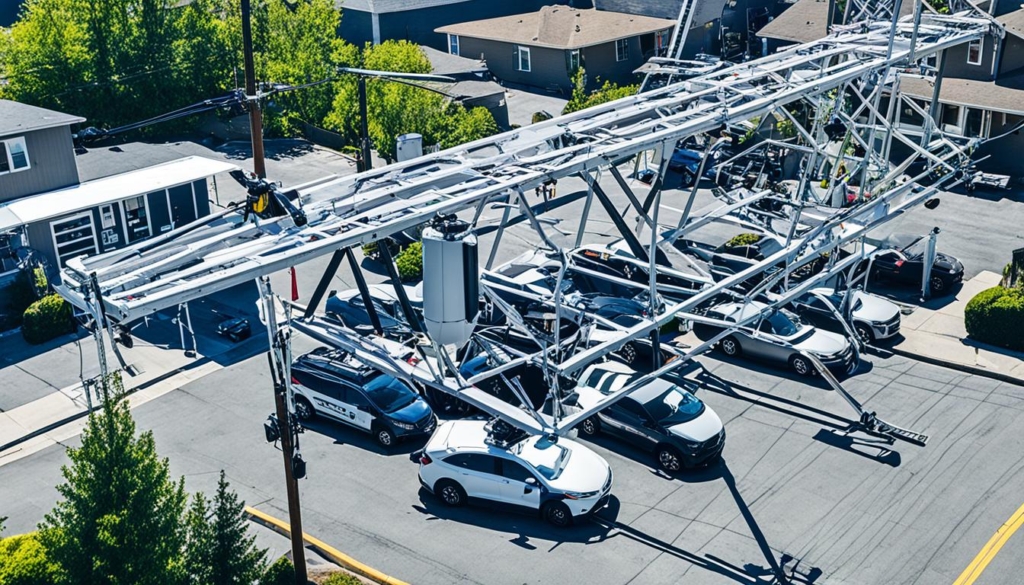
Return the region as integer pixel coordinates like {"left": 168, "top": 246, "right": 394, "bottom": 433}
{"left": 419, "top": 453, "right": 432, "bottom": 465}
{"left": 406, "top": 355, "right": 420, "bottom": 366}
{"left": 290, "top": 376, "right": 300, "bottom": 386}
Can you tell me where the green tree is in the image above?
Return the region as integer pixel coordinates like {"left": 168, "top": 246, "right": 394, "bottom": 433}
{"left": 38, "top": 374, "right": 188, "bottom": 585}
{"left": 325, "top": 40, "right": 498, "bottom": 162}
{"left": 184, "top": 471, "right": 266, "bottom": 585}
{"left": 0, "top": 532, "right": 59, "bottom": 585}
{"left": 255, "top": 0, "right": 350, "bottom": 134}
{"left": 260, "top": 557, "right": 294, "bottom": 585}
{"left": 562, "top": 67, "right": 637, "bottom": 115}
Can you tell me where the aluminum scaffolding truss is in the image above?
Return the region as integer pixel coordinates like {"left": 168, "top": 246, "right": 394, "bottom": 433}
{"left": 55, "top": 11, "right": 1000, "bottom": 440}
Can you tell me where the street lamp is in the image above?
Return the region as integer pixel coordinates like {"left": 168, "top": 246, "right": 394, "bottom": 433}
{"left": 337, "top": 68, "right": 456, "bottom": 171}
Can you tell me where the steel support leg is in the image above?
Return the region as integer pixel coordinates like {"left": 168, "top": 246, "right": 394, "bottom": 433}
{"left": 377, "top": 241, "right": 425, "bottom": 333}
{"left": 305, "top": 249, "right": 345, "bottom": 319}
{"left": 587, "top": 175, "right": 650, "bottom": 262}
{"left": 345, "top": 248, "right": 383, "bottom": 334}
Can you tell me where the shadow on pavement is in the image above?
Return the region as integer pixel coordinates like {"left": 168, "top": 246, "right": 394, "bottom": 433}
{"left": 301, "top": 418, "right": 425, "bottom": 457}
{"left": 217, "top": 139, "right": 315, "bottom": 162}
{"left": 812, "top": 428, "right": 901, "bottom": 467}
{"left": 577, "top": 433, "right": 723, "bottom": 484}
{"left": 413, "top": 489, "right": 617, "bottom": 548}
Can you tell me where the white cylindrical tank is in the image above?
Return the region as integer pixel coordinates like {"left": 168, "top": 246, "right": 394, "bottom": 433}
{"left": 422, "top": 215, "right": 478, "bottom": 347}
{"left": 396, "top": 133, "right": 424, "bottom": 163}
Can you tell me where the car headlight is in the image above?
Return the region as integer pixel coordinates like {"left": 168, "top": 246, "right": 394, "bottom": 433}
{"left": 949, "top": 269, "right": 957, "bottom": 274}
{"left": 388, "top": 418, "right": 416, "bottom": 430}
{"left": 563, "top": 490, "right": 600, "bottom": 500}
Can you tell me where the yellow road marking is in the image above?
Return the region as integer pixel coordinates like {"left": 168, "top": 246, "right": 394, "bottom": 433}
{"left": 953, "top": 502, "right": 1024, "bottom": 585}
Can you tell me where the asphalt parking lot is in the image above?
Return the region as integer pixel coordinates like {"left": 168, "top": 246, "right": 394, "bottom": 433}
{"left": 3, "top": 157, "right": 1023, "bottom": 584}
{"left": 3, "top": 338, "right": 1023, "bottom": 585}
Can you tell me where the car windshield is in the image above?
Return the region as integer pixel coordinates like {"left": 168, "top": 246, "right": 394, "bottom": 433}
{"left": 363, "top": 376, "right": 417, "bottom": 413}
{"left": 514, "top": 437, "right": 572, "bottom": 480}
{"left": 766, "top": 311, "right": 800, "bottom": 337}
{"left": 583, "top": 370, "right": 640, "bottom": 395}
{"left": 757, "top": 238, "right": 783, "bottom": 256}
{"left": 900, "top": 237, "right": 927, "bottom": 259}
{"left": 645, "top": 385, "right": 705, "bottom": 426}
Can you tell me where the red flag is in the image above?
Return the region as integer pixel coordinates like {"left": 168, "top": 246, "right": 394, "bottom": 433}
{"left": 290, "top": 267, "right": 299, "bottom": 302}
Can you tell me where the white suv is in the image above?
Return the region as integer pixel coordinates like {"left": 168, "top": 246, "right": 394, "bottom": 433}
{"left": 418, "top": 419, "right": 613, "bottom": 527}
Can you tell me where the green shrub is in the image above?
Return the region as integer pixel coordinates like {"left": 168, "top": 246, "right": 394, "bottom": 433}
{"left": 964, "top": 286, "right": 1024, "bottom": 352}
{"left": 261, "top": 556, "right": 295, "bottom": 585}
{"left": 361, "top": 238, "right": 401, "bottom": 262}
{"left": 396, "top": 241, "right": 423, "bottom": 282}
{"left": 0, "top": 532, "right": 59, "bottom": 585}
{"left": 723, "top": 233, "right": 761, "bottom": 249}
{"left": 21, "top": 293, "right": 74, "bottom": 345}
{"left": 323, "top": 572, "right": 364, "bottom": 585}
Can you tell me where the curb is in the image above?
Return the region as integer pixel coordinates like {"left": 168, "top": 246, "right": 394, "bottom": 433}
{"left": 890, "top": 346, "right": 1024, "bottom": 388}
{"left": 244, "top": 506, "right": 410, "bottom": 585}
{"left": 0, "top": 336, "right": 266, "bottom": 454}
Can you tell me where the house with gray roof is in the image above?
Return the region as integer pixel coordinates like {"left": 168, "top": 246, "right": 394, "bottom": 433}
{"left": 338, "top": 0, "right": 585, "bottom": 51}
{"left": 892, "top": 2, "right": 1024, "bottom": 174}
{"left": 0, "top": 100, "right": 85, "bottom": 205}
{"left": 436, "top": 6, "right": 675, "bottom": 93}
{"left": 595, "top": 0, "right": 780, "bottom": 60}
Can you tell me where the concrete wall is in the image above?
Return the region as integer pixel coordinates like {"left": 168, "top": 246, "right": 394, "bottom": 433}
{"left": 0, "top": 126, "right": 79, "bottom": 204}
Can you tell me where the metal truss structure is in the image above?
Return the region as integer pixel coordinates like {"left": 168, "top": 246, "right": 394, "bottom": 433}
{"left": 56, "top": 9, "right": 1001, "bottom": 442}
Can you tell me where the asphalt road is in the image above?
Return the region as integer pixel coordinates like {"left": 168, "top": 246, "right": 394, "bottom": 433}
{"left": 3, "top": 340, "right": 1023, "bottom": 585}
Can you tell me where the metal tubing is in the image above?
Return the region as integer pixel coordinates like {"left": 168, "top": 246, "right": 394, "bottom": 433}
{"left": 344, "top": 247, "right": 383, "bottom": 335}
{"left": 304, "top": 249, "right": 345, "bottom": 319}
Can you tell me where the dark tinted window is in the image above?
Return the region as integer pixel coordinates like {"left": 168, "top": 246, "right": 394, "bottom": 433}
{"left": 499, "top": 459, "right": 536, "bottom": 483}
{"left": 343, "top": 388, "right": 372, "bottom": 410}
{"left": 292, "top": 370, "right": 323, "bottom": 392}
{"left": 363, "top": 376, "right": 417, "bottom": 413}
{"left": 444, "top": 453, "right": 498, "bottom": 474}
{"left": 617, "top": 398, "right": 648, "bottom": 418}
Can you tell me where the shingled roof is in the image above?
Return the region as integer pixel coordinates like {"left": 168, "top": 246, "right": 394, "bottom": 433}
{"left": 757, "top": 0, "right": 830, "bottom": 45}
{"left": 0, "top": 100, "right": 85, "bottom": 138}
{"left": 900, "top": 73, "right": 1024, "bottom": 116}
{"left": 436, "top": 6, "right": 676, "bottom": 50}
{"left": 997, "top": 7, "right": 1024, "bottom": 40}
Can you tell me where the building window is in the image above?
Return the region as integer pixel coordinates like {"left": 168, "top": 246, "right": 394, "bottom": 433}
{"left": 0, "top": 136, "right": 30, "bottom": 175}
{"left": 616, "top": 38, "right": 630, "bottom": 62}
{"left": 567, "top": 49, "right": 580, "bottom": 72}
{"left": 448, "top": 34, "right": 460, "bottom": 56}
{"left": 517, "top": 46, "right": 531, "bottom": 72}
{"left": 967, "top": 39, "right": 982, "bottom": 65}
{"left": 100, "top": 204, "right": 116, "bottom": 229}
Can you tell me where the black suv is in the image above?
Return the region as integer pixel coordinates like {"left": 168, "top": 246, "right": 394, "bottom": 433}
{"left": 290, "top": 347, "right": 435, "bottom": 447}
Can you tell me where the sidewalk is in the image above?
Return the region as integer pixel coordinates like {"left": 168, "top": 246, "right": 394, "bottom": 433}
{"left": 892, "top": 270, "right": 1024, "bottom": 385}
{"left": 0, "top": 293, "right": 267, "bottom": 459}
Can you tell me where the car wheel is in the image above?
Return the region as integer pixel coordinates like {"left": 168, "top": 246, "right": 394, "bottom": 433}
{"left": 375, "top": 426, "right": 395, "bottom": 448}
{"left": 579, "top": 417, "right": 601, "bottom": 437}
{"left": 618, "top": 342, "right": 637, "bottom": 365}
{"left": 657, "top": 445, "right": 683, "bottom": 473}
{"left": 542, "top": 501, "right": 573, "bottom": 528}
{"left": 790, "top": 355, "right": 813, "bottom": 376}
{"left": 930, "top": 276, "right": 946, "bottom": 294}
{"left": 228, "top": 333, "right": 239, "bottom": 343}
{"left": 293, "top": 396, "right": 315, "bottom": 421}
{"left": 854, "top": 323, "right": 874, "bottom": 344}
{"left": 680, "top": 171, "right": 695, "bottom": 188}
{"left": 719, "top": 336, "right": 741, "bottom": 357}
{"left": 435, "top": 480, "right": 466, "bottom": 507}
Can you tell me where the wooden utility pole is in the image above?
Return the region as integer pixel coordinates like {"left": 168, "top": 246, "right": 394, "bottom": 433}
{"left": 241, "top": 2, "right": 305, "bottom": 583}
{"left": 241, "top": 0, "right": 267, "bottom": 178}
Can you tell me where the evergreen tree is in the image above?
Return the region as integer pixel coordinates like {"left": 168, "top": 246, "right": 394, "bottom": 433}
{"left": 38, "top": 374, "right": 188, "bottom": 585}
{"left": 184, "top": 492, "right": 215, "bottom": 585}
{"left": 185, "top": 471, "right": 266, "bottom": 585}
{"left": 210, "top": 471, "right": 266, "bottom": 584}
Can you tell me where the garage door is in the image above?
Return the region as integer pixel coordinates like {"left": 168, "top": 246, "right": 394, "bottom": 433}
{"left": 51, "top": 212, "right": 98, "bottom": 268}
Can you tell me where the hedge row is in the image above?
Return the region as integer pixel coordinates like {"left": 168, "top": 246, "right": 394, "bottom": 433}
{"left": 21, "top": 294, "right": 75, "bottom": 345}
{"left": 964, "top": 286, "right": 1024, "bottom": 352}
